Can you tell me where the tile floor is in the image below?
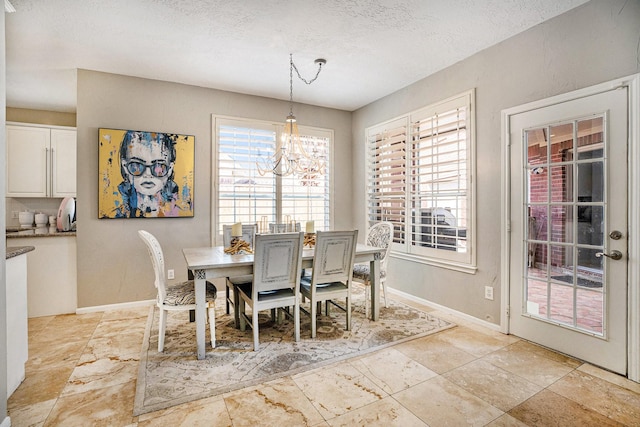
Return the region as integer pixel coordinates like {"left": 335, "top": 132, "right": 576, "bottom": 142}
{"left": 7, "top": 294, "right": 640, "bottom": 426}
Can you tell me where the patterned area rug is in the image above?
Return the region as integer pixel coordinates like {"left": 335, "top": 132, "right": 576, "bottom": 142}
{"left": 133, "top": 287, "right": 455, "bottom": 416}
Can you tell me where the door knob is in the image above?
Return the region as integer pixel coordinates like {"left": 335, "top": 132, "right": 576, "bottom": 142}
{"left": 595, "top": 250, "right": 623, "bottom": 260}
{"left": 609, "top": 230, "right": 623, "bottom": 240}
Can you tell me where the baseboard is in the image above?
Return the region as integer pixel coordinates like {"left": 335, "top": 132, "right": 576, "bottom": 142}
{"left": 387, "top": 287, "right": 503, "bottom": 332}
{"left": 1, "top": 416, "right": 11, "bottom": 427}
{"left": 76, "top": 299, "right": 155, "bottom": 314}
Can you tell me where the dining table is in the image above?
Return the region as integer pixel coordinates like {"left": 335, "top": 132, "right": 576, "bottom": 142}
{"left": 183, "top": 243, "right": 384, "bottom": 359}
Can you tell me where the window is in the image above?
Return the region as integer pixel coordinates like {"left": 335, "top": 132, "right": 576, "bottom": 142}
{"left": 214, "top": 116, "right": 332, "bottom": 244}
{"left": 366, "top": 91, "right": 475, "bottom": 271}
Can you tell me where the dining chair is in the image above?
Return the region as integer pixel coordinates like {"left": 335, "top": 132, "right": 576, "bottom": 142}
{"left": 353, "top": 221, "right": 393, "bottom": 316}
{"left": 299, "top": 230, "right": 358, "bottom": 338}
{"left": 138, "top": 230, "right": 217, "bottom": 352}
{"left": 236, "top": 232, "right": 304, "bottom": 350}
{"left": 222, "top": 223, "right": 257, "bottom": 328}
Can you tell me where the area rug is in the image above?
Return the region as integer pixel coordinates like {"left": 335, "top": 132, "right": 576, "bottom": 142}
{"left": 133, "top": 287, "right": 455, "bottom": 416}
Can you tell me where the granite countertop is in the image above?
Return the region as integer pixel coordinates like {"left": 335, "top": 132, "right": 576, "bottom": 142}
{"left": 6, "top": 246, "right": 35, "bottom": 259}
{"left": 6, "top": 226, "right": 76, "bottom": 238}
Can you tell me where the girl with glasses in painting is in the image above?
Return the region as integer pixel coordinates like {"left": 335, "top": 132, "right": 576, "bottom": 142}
{"left": 116, "top": 131, "right": 180, "bottom": 218}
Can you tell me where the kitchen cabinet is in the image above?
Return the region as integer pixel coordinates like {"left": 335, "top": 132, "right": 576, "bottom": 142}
{"left": 6, "top": 251, "right": 30, "bottom": 397}
{"left": 15, "top": 235, "right": 77, "bottom": 317}
{"left": 6, "top": 123, "right": 77, "bottom": 197}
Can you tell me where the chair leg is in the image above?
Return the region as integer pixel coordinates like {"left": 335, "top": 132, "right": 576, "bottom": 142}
{"left": 225, "top": 282, "right": 231, "bottom": 314}
{"left": 346, "top": 295, "right": 351, "bottom": 331}
{"left": 239, "top": 298, "right": 247, "bottom": 331}
{"left": 158, "top": 308, "right": 167, "bottom": 352}
{"left": 294, "top": 302, "right": 300, "bottom": 342}
{"left": 233, "top": 285, "right": 241, "bottom": 329}
{"left": 208, "top": 304, "right": 216, "bottom": 348}
{"left": 364, "top": 282, "right": 371, "bottom": 317}
{"left": 252, "top": 306, "right": 260, "bottom": 351}
{"left": 310, "top": 298, "right": 317, "bottom": 338}
{"left": 382, "top": 279, "right": 389, "bottom": 308}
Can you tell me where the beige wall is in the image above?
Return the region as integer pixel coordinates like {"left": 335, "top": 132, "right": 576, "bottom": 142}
{"left": 351, "top": 0, "right": 640, "bottom": 325}
{"left": 76, "top": 71, "right": 352, "bottom": 308}
{"left": 1, "top": 3, "right": 8, "bottom": 419}
{"left": 6, "top": 107, "right": 76, "bottom": 127}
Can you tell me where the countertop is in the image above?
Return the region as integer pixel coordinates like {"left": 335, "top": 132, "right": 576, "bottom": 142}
{"left": 6, "top": 246, "right": 35, "bottom": 259}
{"left": 6, "top": 226, "right": 76, "bottom": 238}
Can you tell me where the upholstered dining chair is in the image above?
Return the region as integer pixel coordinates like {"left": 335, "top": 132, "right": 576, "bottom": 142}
{"left": 222, "top": 223, "right": 257, "bottom": 328}
{"left": 353, "top": 221, "right": 393, "bottom": 316}
{"left": 138, "top": 230, "right": 217, "bottom": 352}
{"left": 299, "top": 230, "right": 358, "bottom": 338}
{"left": 236, "top": 232, "right": 304, "bottom": 351}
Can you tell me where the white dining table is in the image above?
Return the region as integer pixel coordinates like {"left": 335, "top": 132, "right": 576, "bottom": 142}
{"left": 183, "top": 243, "right": 384, "bottom": 359}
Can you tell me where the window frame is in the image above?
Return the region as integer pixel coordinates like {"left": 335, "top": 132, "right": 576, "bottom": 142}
{"left": 212, "top": 115, "right": 334, "bottom": 246}
{"left": 365, "top": 90, "right": 477, "bottom": 273}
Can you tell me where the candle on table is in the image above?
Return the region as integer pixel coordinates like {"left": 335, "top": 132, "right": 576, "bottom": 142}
{"left": 306, "top": 221, "right": 314, "bottom": 234}
{"left": 231, "top": 222, "right": 242, "bottom": 237}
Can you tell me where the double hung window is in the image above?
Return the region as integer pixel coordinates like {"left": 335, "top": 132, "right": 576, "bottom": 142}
{"left": 214, "top": 116, "right": 332, "bottom": 243}
{"left": 366, "top": 91, "right": 475, "bottom": 270}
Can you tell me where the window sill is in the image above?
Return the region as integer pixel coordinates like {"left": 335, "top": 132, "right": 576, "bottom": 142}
{"left": 389, "top": 251, "right": 477, "bottom": 274}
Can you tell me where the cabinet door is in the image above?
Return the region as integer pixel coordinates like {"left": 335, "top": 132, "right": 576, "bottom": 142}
{"left": 51, "top": 129, "right": 77, "bottom": 197}
{"left": 6, "top": 125, "right": 49, "bottom": 197}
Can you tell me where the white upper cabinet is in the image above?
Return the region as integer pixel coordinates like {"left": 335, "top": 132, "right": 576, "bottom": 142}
{"left": 6, "top": 124, "right": 77, "bottom": 198}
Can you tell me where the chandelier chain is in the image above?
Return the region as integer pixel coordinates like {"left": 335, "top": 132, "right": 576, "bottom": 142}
{"left": 291, "top": 55, "right": 324, "bottom": 85}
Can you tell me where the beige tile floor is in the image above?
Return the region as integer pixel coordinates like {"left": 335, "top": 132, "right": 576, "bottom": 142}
{"left": 8, "top": 294, "right": 640, "bottom": 426}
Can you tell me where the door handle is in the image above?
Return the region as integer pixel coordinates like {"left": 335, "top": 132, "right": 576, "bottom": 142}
{"left": 595, "top": 250, "right": 623, "bottom": 260}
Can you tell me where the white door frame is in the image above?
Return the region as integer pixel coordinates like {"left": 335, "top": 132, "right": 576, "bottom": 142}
{"left": 500, "top": 74, "right": 640, "bottom": 382}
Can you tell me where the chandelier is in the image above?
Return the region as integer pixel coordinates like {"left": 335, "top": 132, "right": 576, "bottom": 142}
{"left": 257, "top": 54, "right": 327, "bottom": 177}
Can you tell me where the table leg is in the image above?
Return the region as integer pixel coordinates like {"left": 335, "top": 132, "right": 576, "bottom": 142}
{"left": 194, "top": 269, "right": 206, "bottom": 360}
{"left": 369, "top": 258, "right": 380, "bottom": 321}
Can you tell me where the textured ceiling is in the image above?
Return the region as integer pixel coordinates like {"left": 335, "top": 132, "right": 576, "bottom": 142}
{"left": 4, "top": 0, "right": 589, "bottom": 113}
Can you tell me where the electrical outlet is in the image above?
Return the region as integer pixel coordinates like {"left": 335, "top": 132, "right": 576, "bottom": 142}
{"left": 167, "top": 269, "right": 175, "bottom": 280}
{"left": 484, "top": 286, "right": 494, "bottom": 300}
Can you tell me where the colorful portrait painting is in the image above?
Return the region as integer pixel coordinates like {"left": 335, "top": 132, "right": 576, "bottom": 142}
{"left": 98, "top": 128, "right": 195, "bottom": 218}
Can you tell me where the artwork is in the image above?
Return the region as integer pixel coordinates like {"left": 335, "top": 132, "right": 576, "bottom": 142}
{"left": 98, "top": 128, "right": 194, "bottom": 218}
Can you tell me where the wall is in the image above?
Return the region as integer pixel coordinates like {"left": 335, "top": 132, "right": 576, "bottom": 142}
{"left": 351, "top": 0, "right": 640, "bottom": 325}
{"left": 76, "top": 71, "right": 352, "bottom": 308}
{"left": 1, "top": 5, "right": 8, "bottom": 424}
{"left": 6, "top": 107, "right": 76, "bottom": 127}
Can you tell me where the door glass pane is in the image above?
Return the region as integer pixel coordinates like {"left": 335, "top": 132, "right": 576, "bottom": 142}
{"left": 549, "top": 282, "right": 574, "bottom": 325}
{"left": 578, "top": 161, "right": 604, "bottom": 203}
{"left": 577, "top": 205, "right": 603, "bottom": 246}
{"left": 550, "top": 123, "right": 574, "bottom": 163}
{"left": 576, "top": 288, "right": 604, "bottom": 334}
{"left": 577, "top": 117, "right": 604, "bottom": 160}
{"left": 524, "top": 116, "right": 606, "bottom": 336}
{"left": 551, "top": 205, "right": 573, "bottom": 243}
{"left": 526, "top": 127, "right": 547, "bottom": 166}
{"left": 550, "top": 164, "right": 572, "bottom": 202}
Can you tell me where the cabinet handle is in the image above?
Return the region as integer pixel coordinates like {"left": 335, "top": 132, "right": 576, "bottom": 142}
{"left": 50, "top": 147, "right": 55, "bottom": 197}
{"left": 45, "top": 147, "right": 51, "bottom": 197}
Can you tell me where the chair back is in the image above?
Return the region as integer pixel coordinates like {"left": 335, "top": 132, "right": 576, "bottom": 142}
{"left": 269, "top": 222, "right": 300, "bottom": 233}
{"left": 252, "top": 232, "right": 304, "bottom": 296}
{"left": 366, "top": 222, "right": 394, "bottom": 270}
{"left": 310, "top": 230, "right": 358, "bottom": 285}
{"left": 138, "top": 230, "right": 167, "bottom": 303}
{"left": 223, "top": 224, "right": 257, "bottom": 247}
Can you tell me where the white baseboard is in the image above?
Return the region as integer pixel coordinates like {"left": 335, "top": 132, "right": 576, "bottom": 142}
{"left": 1, "top": 416, "right": 11, "bottom": 427}
{"left": 387, "top": 287, "right": 503, "bottom": 332}
{"left": 76, "top": 299, "right": 155, "bottom": 314}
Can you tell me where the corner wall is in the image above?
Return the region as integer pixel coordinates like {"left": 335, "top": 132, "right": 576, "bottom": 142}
{"left": 76, "top": 71, "right": 352, "bottom": 308}
{"left": 351, "top": 0, "right": 640, "bottom": 325}
{"left": 1, "top": 5, "right": 8, "bottom": 424}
